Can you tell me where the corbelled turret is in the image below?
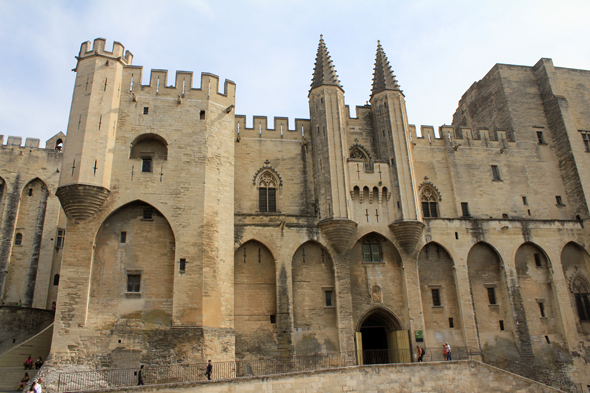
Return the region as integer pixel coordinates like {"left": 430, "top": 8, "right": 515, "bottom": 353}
{"left": 310, "top": 35, "right": 343, "bottom": 91}
{"left": 371, "top": 40, "right": 401, "bottom": 96}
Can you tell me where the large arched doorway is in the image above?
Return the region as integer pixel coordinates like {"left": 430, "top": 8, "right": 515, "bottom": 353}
{"left": 356, "top": 308, "right": 408, "bottom": 365}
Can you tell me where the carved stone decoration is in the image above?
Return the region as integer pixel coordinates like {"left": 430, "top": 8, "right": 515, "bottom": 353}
{"left": 56, "top": 184, "right": 110, "bottom": 221}
{"left": 319, "top": 218, "right": 358, "bottom": 254}
{"left": 388, "top": 220, "right": 425, "bottom": 254}
{"left": 372, "top": 285, "right": 382, "bottom": 303}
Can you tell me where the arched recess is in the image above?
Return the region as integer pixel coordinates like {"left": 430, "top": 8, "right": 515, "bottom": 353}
{"left": 467, "top": 242, "right": 518, "bottom": 355}
{"left": 349, "top": 233, "right": 407, "bottom": 359}
{"left": 129, "top": 133, "right": 168, "bottom": 160}
{"left": 561, "top": 242, "right": 590, "bottom": 335}
{"left": 3, "top": 178, "right": 49, "bottom": 306}
{"left": 234, "top": 240, "right": 277, "bottom": 359}
{"left": 418, "top": 242, "right": 464, "bottom": 347}
{"left": 356, "top": 306, "right": 407, "bottom": 364}
{"left": 515, "top": 242, "right": 563, "bottom": 347}
{"left": 87, "top": 201, "right": 175, "bottom": 327}
{"left": 292, "top": 241, "right": 337, "bottom": 355}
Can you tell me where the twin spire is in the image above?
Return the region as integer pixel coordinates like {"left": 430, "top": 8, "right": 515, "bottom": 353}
{"left": 310, "top": 36, "right": 400, "bottom": 97}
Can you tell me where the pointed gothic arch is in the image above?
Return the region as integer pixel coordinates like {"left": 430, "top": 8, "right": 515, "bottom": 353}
{"left": 253, "top": 165, "right": 282, "bottom": 213}
{"left": 349, "top": 143, "right": 373, "bottom": 171}
{"left": 419, "top": 183, "right": 440, "bottom": 218}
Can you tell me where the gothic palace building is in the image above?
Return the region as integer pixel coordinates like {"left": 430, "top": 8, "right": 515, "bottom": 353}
{"left": 2, "top": 37, "right": 590, "bottom": 384}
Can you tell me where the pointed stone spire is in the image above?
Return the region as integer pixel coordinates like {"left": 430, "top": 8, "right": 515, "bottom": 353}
{"left": 310, "top": 35, "right": 343, "bottom": 91}
{"left": 371, "top": 41, "right": 400, "bottom": 96}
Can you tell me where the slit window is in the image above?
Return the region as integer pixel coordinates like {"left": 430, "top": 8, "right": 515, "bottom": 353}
{"left": 499, "top": 320, "right": 505, "bottom": 331}
{"left": 449, "top": 317, "right": 454, "bottom": 328}
{"left": 431, "top": 288, "right": 441, "bottom": 307}
{"left": 200, "top": 110, "right": 206, "bottom": 120}
{"left": 539, "top": 302, "right": 546, "bottom": 317}
{"left": 556, "top": 196, "right": 564, "bottom": 206}
{"left": 487, "top": 287, "right": 497, "bottom": 305}
{"left": 581, "top": 131, "right": 590, "bottom": 152}
{"left": 28, "top": 188, "right": 33, "bottom": 196}
{"left": 536, "top": 131, "right": 545, "bottom": 144}
{"left": 127, "top": 274, "right": 141, "bottom": 293}
{"left": 120, "top": 232, "right": 127, "bottom": 244}
{"left": 270, "top": 315, "right": 276, "bottom": 324}
{"left": 522, "top": 196, "right": 528, "bottom": 206}
{"left": 53, "top": 274, "right": 60, "bottom": 286}
{"left": 14, "top": 233, "right": 22, "bottom": 246}
{"left": 179, "top": 258, "right": 186, "bottom": 273}
{"left": 492, "top": 165, "right": 501, "bottom": 181}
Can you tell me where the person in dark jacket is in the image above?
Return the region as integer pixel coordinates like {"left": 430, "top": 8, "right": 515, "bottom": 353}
{"left": 206, "top": 360, "right": 213, "bottom": 380}
{"left": 137, "top": 365, "right": 145, "bottom": 385}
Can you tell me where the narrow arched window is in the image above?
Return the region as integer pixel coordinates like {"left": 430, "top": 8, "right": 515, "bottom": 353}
{"left": 362, "top": 236, "right": 381, "bottom": 262}
{"left": 573, "top": 275, "right": 590, "bottom": 321}
{"left": 15, "top": 233, "right": 23, "bottom": 246}
{"left": 258, "top": 172, "right": 277, "bottom": 212}
{"left": 421, "top": 188, "right": 439, "bottom": 218}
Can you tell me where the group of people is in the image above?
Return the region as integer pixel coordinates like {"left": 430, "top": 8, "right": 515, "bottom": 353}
{"left": 17, "top": 375, "right": 43, "bottom": 392}
{"left": 415, "top": 343, "right": 452, "bottom": 362}
{"left": 23, "top": 356, "right": 44, "bottom": 370}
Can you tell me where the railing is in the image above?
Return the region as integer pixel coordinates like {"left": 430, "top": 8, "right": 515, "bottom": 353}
{"left": 56, "top": 347, "right": 573, "bottom": 392}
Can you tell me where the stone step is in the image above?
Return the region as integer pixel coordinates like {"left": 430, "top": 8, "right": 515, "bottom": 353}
{"left": 0, "top": 367, "right": 39, "bottom": 392}
{"left": 0, "top": 324, "right": 53, "bottom": 368}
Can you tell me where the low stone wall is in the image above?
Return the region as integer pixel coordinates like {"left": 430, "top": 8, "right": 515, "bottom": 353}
{"left": 0, "top": 306, "right": 54, "bottom": 354}
{"left": 73, "top": 361, "right": 563, "bottom": 393}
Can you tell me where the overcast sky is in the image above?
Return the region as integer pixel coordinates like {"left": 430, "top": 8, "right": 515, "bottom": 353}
{"left": 1, "top": 0, "right": 590, "bottom": 143}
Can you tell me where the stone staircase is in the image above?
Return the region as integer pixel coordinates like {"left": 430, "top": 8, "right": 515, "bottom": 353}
{"left": 0, "top": 324, "right": 53, "bottom": 392}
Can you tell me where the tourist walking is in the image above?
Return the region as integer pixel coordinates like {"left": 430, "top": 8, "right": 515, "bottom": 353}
{"left": 206, "top": 360, "right": 213, "bottom": 380}
{"left": 34, "top": 378, "right": 43, "bottom": 393}
{"left": 416, "top": 346, "right": 424, "bottom": 362}
{"left": 444, "top": 342, "right": 452, "bottom": 361}
{"left": 137, "top": 365, "right": 145, "bottom": 385}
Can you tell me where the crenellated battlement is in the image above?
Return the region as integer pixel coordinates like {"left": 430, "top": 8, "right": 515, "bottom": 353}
{"left": 122, "top": 67, "right": 236, "bottom": 101}
{"left": 78, "top": 38, "right": 133, "bottom": 65}
{"left": 0, "top": 132, "right": 65, "bottom": 151}
{"left": 235, "top": 115, "right": 310, "bottom": 141}
{"left": 409, "top": 125, "right": 514, "bottom": 149}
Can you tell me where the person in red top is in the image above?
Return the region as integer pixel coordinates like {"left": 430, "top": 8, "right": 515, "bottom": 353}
{"left": 23, "top": 355, "right": 33, "bottom": 370}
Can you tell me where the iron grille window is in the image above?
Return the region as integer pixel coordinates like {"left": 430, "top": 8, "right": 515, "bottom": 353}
{"left": 431, "top": 289, "right": 441, "bottom": 306}
{"left": 56, "top": 229, "right": 65, "bottom": 248}
{"left": 142, "top": 158, "right": 152, "bottom": 173}
{"left": 487, "top": 287, "right": 497, "bottom": 305}
{"left": 259, "top": 187, "right": 276, "bottom": 212}
{"left": 127, "top": 274, "right": 141, "bottom": 293}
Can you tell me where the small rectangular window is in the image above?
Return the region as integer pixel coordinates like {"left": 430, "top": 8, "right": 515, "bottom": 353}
{"left": 142, "top": 158, "right": 152, "bottom": 173}
{"left": 200, "top": 110, "right": 206, "bottom": 120}
{"left": 527, "top": 209, "right": 531, "bottom": 216}
{"left": 539, "top": 302, "right": 546, "bottom": 317}
{"left": 491, "top": 165, "right": 501, "bottom": 181}
{"left": 461, "top": 202, "right": 470, "bottom": 217}
{"left": 449, "top": 317, "right": 454, "bottom": 328}
{"left": 127, "top": 274, "right": 141, "bottom": 292}
{"left": 15, "top": 233, "right": 23, "bottom": 246}
{"left": 522, "top": 196, "right": 528, "bottom": 206}
{"left": 545, "top": 335, "right": 551, "bottom": 344}
{"left": 270, "top": 315, "right": 276, "bottom": 324}
{"left": 53, "top": 274, "right": 60, "bottom": 286}
{"left": 534, "top": 253, "right": 542, "bottom": 267}
{"left": 268, "top": 188, "right": 276, "bottom": 212}
{"left": 28, "top": 188, "right": 33, "bottom": 196}
{"left": 143, "top": 107, "right": 149, "bottom": 115}
{"left": 56, "top": 229, "right": 65, "bottom": 248}
{"left": 325, "top": 290, "right": 334, "bottom": 307}
{"left": 259, "top": 188, "right": 267, "bottom": 212}
{"left": 455, "top": 232, "right": 459, "bottom": 240}
{"left": 120, "top": 232, "right": 127, "bottom": 244}
{"left": 499, "top": 320, "right": 505, "bottom": 331}
{"left": 179, "top": 258, "right": 186, "bottom": 273}
{"left": 556, "top": 196, "right": 564, "bottom": 206}
{"left": 581, "top": 131, "right": 590, "bottom": 152}
{"left": 431, "top": 289, "right": 441, "bottom": 306}
{"left": 143, "top": 209, "right": 153, "bottom": 220}
{"left": 536, "top": 131, "right": 545, "bottom": 144}
{"left": 487, "top": 287, "right": 497, "bottom": 305}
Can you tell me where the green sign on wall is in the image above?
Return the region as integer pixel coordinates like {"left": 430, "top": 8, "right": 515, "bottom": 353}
{"left": 415, "top": 330, "right": 423, "bottom": 342}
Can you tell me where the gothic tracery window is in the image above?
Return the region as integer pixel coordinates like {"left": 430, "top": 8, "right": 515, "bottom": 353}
{"left": 421, "top": 187, "right": 439, "bottom": 218}
{"left": 572, "top": 275, "right": 590, "bottom": 321}
{"left": 258, "top": 172, "right": 277, "bottom": 212}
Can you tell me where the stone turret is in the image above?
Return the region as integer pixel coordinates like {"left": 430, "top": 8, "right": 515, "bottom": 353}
{"left": 369, "top": 41, "right": 423, "bottom": 253}
{"left": 309, "top": 36, "right": 356, "bottom": 246}
{"left": 56, "top": 38, "right": 133, "bottom": 221}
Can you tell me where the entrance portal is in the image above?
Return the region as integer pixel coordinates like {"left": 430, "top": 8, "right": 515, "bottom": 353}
{"left": 355, "top": 308, "right": 411, "bottom": 365}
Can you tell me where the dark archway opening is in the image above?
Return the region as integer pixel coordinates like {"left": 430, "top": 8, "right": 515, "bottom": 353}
{"left": 360, "top": 316, "right": 389, "bottom": 364}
